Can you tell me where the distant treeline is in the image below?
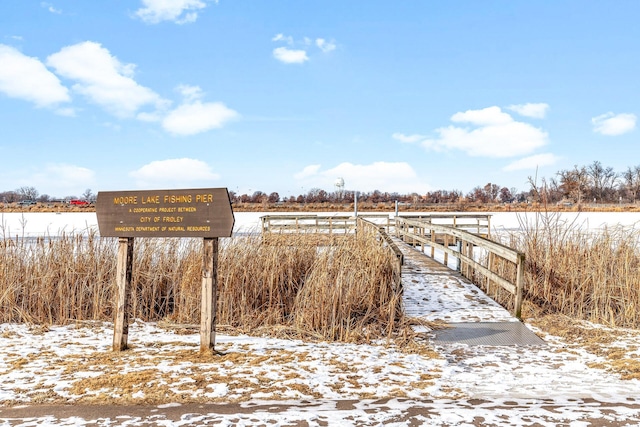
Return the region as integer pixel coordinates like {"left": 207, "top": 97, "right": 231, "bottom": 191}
{"left": 0, "top": 187, "right": 96, "bottom": 204}
{"left": 230, "top": 161, "right": 640, "bottom": 205}
{"left": 3, "top": 161, "right": 640, "bottom": 206}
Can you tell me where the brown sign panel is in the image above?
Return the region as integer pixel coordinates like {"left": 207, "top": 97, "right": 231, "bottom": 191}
{"left": 96, "top": 188, "right": 235, "bottom": 238}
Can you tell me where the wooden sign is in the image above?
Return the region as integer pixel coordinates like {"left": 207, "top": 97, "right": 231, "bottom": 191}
{"left": 96, "top": 188, "right": 234, "bottom": 238}
{"left": 97, "top": 188, "right": 234, "bottom": 353}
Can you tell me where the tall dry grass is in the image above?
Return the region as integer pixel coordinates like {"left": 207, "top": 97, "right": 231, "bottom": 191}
{"left": 0, "top": 233, "right": 116, "bottom": 323}
{"left": 0, "top": 229, "right": 402, "bottom": 341}
{"left": 293, "top": 234, "right": 403, "bottom": 341}
{"left": 496, "top": 212, "right": 640, "bottom": 328}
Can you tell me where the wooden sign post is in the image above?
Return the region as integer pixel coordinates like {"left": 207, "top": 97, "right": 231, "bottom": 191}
{"left": 96, "top": 188, "right": 234, "bottom": 353}
{"left": 113, "top": 237, "right": 133, "bottom": 351}
{"left": 201, "top": 238, "right": 218, "bottom": 352}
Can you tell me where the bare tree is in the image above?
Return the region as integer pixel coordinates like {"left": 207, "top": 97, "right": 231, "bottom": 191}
{"left": 557, "top": 165, "right": 588, "bottom": 204}
{"left": 250, "top": 191, "right": 267, "bottom": 203}
{"left": 16, "top": 186, "right": 39, "bottom": 201}
{"left": 498, "top": 187, "right": 513, "bottom": 203}
{"left": 82, "top": 188, "right": 96, "bottom": 203}
{"left": 621, "top": 165, "right": 640, "bottom": 202}
{"left": 587, "top": 161, "right": 617, "bottom": 203}
{"left": 306, "top": 188, "right": 328, "bottom": 203}
{"left": 267, "top": 192, "right": 280, "bottom": 203}
{"left": 466, "top": 186, "right": 490, "bottom": 203}
{"left": 0, "top": 191, "right": 19, "bottom": 203}
{"left": 483, "top": 183, "right": 500, "bottom": 202}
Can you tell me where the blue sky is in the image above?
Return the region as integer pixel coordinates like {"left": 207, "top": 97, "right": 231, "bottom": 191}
{"left": 0, "top": 1, "right": 638, "bottom": 199}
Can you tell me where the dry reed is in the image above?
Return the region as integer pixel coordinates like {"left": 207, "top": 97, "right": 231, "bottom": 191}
{"left": 491, "top": 212, "right": 640, "bottom": 328}
{"left": 0, "top": 229, "right": 402, "bottom": 342}
{"left": 293, "top": 232, "right": 403, "bottom": 341}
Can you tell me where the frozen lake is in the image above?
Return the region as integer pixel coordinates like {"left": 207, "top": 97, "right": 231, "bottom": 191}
{"left": 1, "top": 210, "right": 639, "bottom": 238}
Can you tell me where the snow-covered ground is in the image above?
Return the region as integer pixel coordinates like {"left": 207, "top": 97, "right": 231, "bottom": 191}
{"left": 2, "top": 211, "right": 640, "bottom": 425}
{"left": 2, "top": 313, "right": 640, "bottom": 426}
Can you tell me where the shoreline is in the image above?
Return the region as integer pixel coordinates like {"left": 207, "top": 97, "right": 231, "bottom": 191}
{"left": 2, "top": 201, "right": 640, "bottom": 214}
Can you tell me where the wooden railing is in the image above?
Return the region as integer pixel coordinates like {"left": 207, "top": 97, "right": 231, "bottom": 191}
{"left": 397, "top": 214, "right": 491, "bottom": 237}
{"left": 260, "top": 214, "right": 392, "bottom": 235}
{"left": 357, "top": 217, "right": 404, "bottom": 278}
{"left": 261, "top": 214, "right": 355, "bottom": 235}
{"left": 395, "top": 217, "right": 525, "bottom": 319}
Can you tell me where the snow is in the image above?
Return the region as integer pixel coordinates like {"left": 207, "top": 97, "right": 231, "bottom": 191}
{"left": 2, "top": 210, "right": 640, "bottom": 238}
{"left": 3, "top": 315, "right": 640, "bottom": 425}
{"left": 1, "top": 211, "right": 640, "bottom": 425}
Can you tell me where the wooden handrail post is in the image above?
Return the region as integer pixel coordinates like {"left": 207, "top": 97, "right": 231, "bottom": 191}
{"left": 486, "top": 252, "right": 494, "bottom": 295}
{"left": 462, "top": 241, "right": 467, "bottom": 276}
{"left": 514, "top": 252, "right": 525, "bottom": 319}
{"left": 463, "top": 241, "right": 472, "bottom": 278}
{"left": 468, "top": 242, "right": 474, "bottom": 279}
{"left": 443, "top": 235, "right": 449, "bottom": 266}
{"left": 430, "top": 227, "right": 435, "bottom": 258}
{"left": 113, "top": 237, "right": 134, "bottom": 351}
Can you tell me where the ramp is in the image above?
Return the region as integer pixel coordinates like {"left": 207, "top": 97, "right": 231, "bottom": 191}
{"left": 431, "top": 322, "right": 546, "bottom": 346}
{"left": 394, "top": 236, "right": 545, "bottom": 346}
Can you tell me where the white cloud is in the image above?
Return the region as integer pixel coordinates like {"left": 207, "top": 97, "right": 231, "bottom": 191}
{"left": 316, "top": 38, "right": 336, "bottom": 53}
{"left": 592, "top": 112, "right": 636, "bottom": 136}
{"left": 451, "top": 106, "right": 513, "bottom": 126}
{"left": 46, "top": 41, "right": 166, "bottom": 118}
{"left": 0, "top": 44, "right": 71, "bottom": 108}
{"left": 507, "top": 103, "right": 549, "bottom": 119}
{"left": 272, "top": 34, "right": 293, "bottom": 45}
{"left": 294, "top": 165, "right": 322, "bottom": 180}
{"left": 132, "top": 83, "right": 237, "bottom": 135}
{"left": 130, "top": 158, "right": 220, "bottom": 188}
{"left": 272, "top": 34, "right": 336, "bottom": 64}
{"left": 421, "top": 106, "right": 548, "bottom": 158}
{"left": 176, "top": 84, "right": 204, "bottom": 103}
{"left": 30, "top": 164, "right": 96, "bottom": 195}
{"left": 294, "top": 162, "right": 430, "bottom": 194}
{"left": 41, "top": 2, "right": 62, "bottom": 14}
{"left": 503, "top": 153, "right": 560, "bottom": 171}
{"left": 162, "top": 101, "right": 238, "bottom": 136}
{"left": 392, "top": 133, "right": 426, "bottom": 144}
{"left": 134, "top": 0, "right": 213, "bottom": 24}
{"left": 273, "top": 47, "right": 309, "bottom": 64}
{"left": 46, "top": 164, "right": 94, "bottom": 182}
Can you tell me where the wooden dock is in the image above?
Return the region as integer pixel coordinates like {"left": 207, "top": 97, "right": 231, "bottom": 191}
{"left": 394, "top": 237, "right": 545, "bottom": 346}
